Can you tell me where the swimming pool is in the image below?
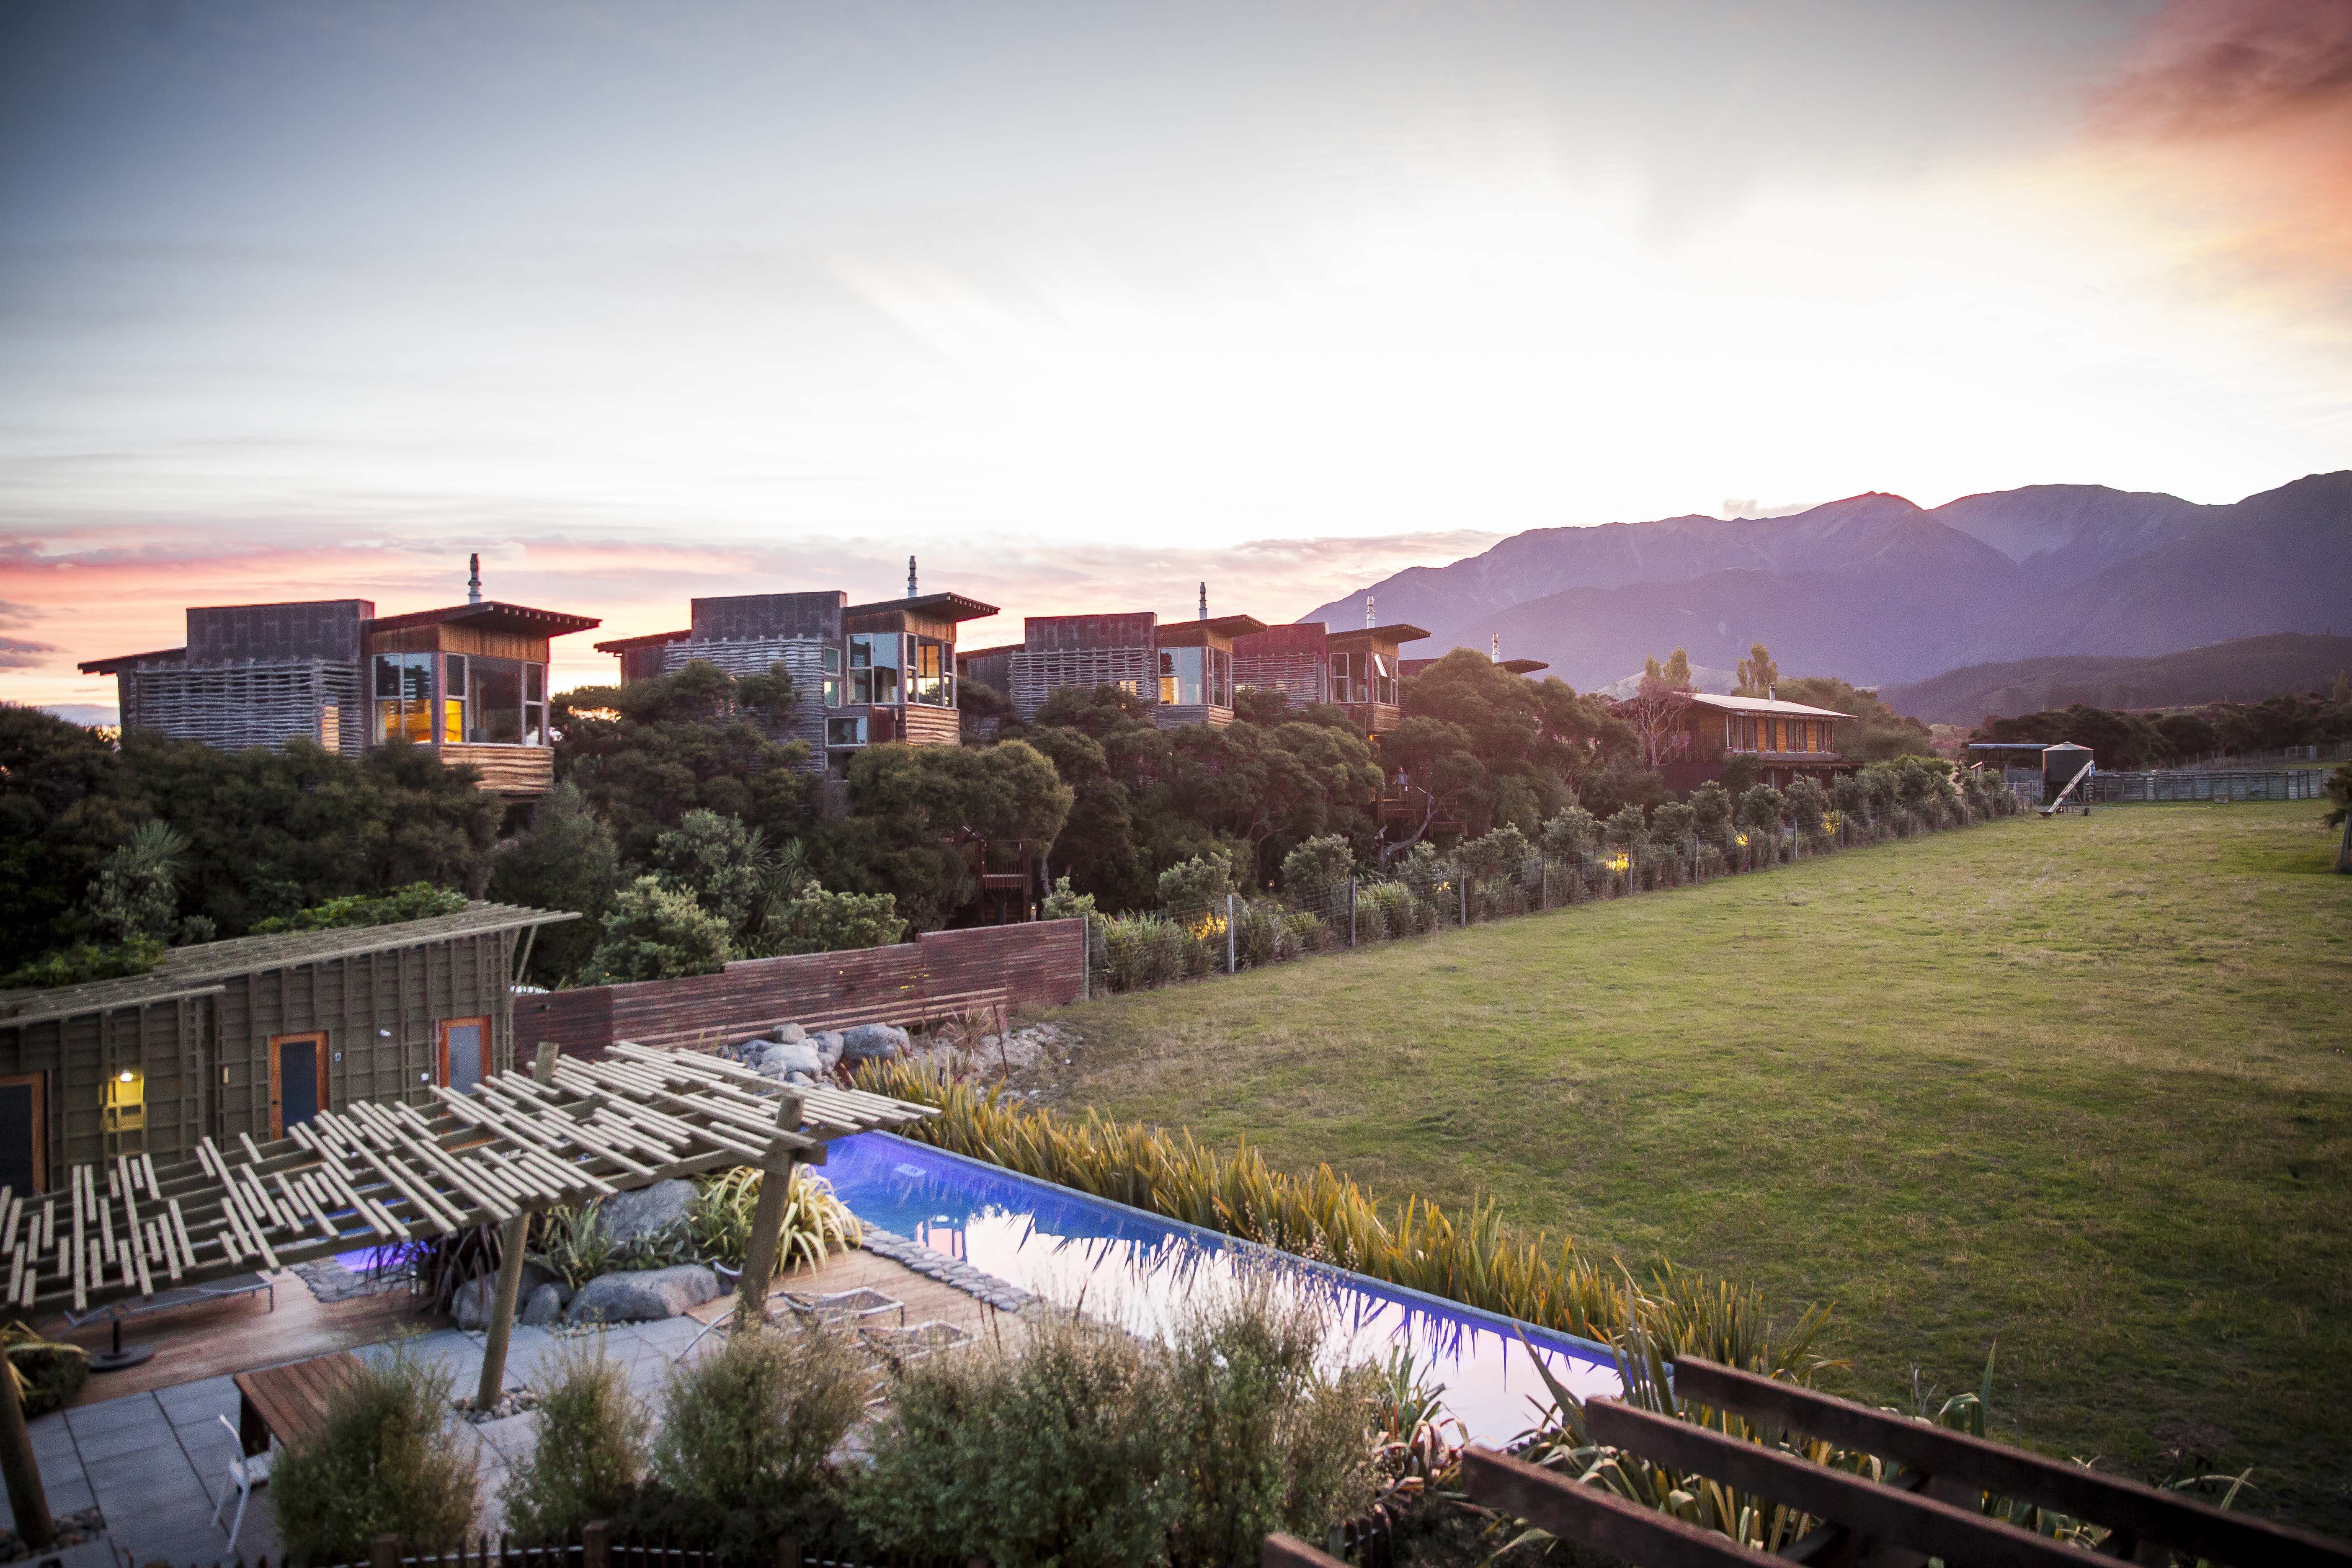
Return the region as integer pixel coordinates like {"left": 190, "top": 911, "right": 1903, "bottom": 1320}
{"left": 822, "top": 1130, "right": 1622, "bottom": 1445}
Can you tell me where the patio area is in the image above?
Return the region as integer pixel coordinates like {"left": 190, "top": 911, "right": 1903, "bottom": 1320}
{"left": 2, "top": 1245, "right": 1006, "bottom": 1565}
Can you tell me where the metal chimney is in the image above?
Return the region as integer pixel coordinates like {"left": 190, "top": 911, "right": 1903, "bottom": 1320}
{"left": 1366, "top": 595, "right": 1375, "bottom": 629}
{"left": 908, "top": 555, "right": 918, "bottom": 598}
{"left": 467, "top": 554, "right": 482, "bottom": 606}
{"left": 1490, "top": 633, "right": 1501, "bottom": 663}
{"left": 1198, "top": 582, "right": 1207, "bottom": 621}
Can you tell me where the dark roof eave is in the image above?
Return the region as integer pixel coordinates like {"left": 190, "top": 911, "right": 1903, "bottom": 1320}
{"left": 844, "top": 591, "right": 1002, "bottom": 622}
{"left": 367, "top": 602, "right": 603, "bottom": 638}
{"left": 593, "top": 629, "right": 692, "bottom": 654}
{"left": 78, "top": 647, "right": 187, "bottom": 674}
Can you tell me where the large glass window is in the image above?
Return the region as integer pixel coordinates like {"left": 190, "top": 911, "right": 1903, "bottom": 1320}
{"left": 1372, "top": 652, "right": 1395, "bottom": 706}
{"left": 468, "top": 658, "right": 524, "bottom": 743}
{"left": 1158, "top": 646, "right": 1205, "bottom": 706}
{"left": 826, "top": 714, "right": 867, "bottom": 747}
{"left": 909, "top": 638, "right": 952, "bottom": 706}
{"left": 850, "top": 634, "right": 900, "bottom": 704}
{"left": 1209, "top": 647, "right": 1231, "bottom": 708}
{"left": 1330, "top": 651, "right": 1359, "bottom": 705}
{"left": 374, "top": 653, "right": 435, "bottom": 743}
{"left": 442, "top": 654, "right": 467, "bottom": 742}
{"left": 524, "top": 662, "right": 547, "bottom": 745}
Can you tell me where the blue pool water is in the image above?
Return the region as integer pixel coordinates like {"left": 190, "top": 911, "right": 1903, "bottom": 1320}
{"left": 823, "top": 1131, "right": 1622, "bottom": 1444}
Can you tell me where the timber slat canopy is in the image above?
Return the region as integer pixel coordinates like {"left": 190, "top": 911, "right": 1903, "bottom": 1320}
{"left": 4, "top": 1042, "right": 934, "bottom": 1318}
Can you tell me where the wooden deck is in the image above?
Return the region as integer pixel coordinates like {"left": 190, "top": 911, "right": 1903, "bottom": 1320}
{"left": 53, "top": 1245, "right": 1008, "bottom": 1411}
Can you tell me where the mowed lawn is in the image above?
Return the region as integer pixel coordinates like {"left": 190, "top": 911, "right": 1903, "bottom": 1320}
{"left": 1043, "top": 803, "right": 2352, "bottom": 1529}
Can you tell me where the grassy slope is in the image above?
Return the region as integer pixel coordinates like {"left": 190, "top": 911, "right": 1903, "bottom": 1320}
{"left": 1042, "top": 804, "right": 2352, "bottom": 1528}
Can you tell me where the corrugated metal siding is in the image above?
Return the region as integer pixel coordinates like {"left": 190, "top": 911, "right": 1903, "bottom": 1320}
{"left": 521, "top": 920, "right": 1086, "bottom": 1058}
{"left": 1023, "top": 614, "right": 1157, "bottom": 651}
{"left": 186, "top": 600, "right": 374, "bottom": 664}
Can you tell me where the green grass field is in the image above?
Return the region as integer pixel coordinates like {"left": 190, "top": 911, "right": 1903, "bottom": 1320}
{"left": 1042, "top": 803, "right": 2352, "bottom": 1529}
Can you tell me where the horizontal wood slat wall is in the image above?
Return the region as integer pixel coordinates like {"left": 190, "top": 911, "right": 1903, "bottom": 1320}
{"left": 518, "top": 918, "right": 1086, "bottom": 1059}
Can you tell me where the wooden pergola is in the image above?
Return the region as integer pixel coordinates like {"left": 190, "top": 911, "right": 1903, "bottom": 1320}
{"left": 0, "top": 1042, "right": 935, "bottom": 1548}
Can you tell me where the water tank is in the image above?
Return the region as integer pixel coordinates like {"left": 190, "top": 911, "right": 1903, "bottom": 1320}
{"left": 2042, "top": 743, "right": 2093, "bottom": 791}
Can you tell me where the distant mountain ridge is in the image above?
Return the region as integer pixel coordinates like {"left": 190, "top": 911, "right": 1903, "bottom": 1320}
{"left": 1877, "top": 634, "right": 2352, "bottom": 726}
{"left": 1302, "top": 473, "right": 2352, "bottom": 693}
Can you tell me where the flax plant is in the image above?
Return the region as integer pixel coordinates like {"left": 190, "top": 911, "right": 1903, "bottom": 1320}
{"left": 853, "top": 1063, "right": 1831, "bottom": 1379}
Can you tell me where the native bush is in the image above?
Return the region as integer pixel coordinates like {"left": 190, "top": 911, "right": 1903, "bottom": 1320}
{"left": 1539, "top": 804, "right": 1598, "bottom": 858}
{"left": 1041, "top": 874, "right": 1098, "bottom": 920}
{"left": 1736, "top": 784, "right": 1786, "bottom": 836}
{"left": 1360, "top": 880, "right": 1424, "bottom": 941}
{"left": 1279, "top": 833, "right": 1355, "bottom": 900}
{"left": 1830, "top": 773, "right": 1872, "bottom": 830}
{"left": 853, "top": 1312, "right": 1180, "bottom": 1568}
{"left": 1455, "top": 822, "right": 1531, "bottom": 883}
{"left": 252, "top": 881, "right": 469, "bottom": 935}
{"left": 1158, "top": 848, "right": 1237, "bottom": 913}
{"left": 1649, "top": 801, "right": 1697, "bottom": 848}
{"left": 271, "top": 1348, "right": 479, "bottom": 1559}
{"left": 1782, "top": 777, "right": 1829, "bottom": 835}
{"left": 578, "top": 876, "right": 734, "bottom": 983}
{"left": 1601, "top": 804, "right": 1649, "bottom": 849}
{"left": 689, "top": 1166, "right": 861, "bottom": 1271}
{"left": 501, "top": 1337, "right": 649, "bottom": 1537}
{"left": 1101, "top": 910, "right": 1197, "bottom": 991}
{"left": 652, "top": 1322, "right": 867, "bottom": 1514}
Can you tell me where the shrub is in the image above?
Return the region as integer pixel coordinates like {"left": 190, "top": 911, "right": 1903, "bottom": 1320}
{"left": 1166, "top": 1282, "right": 1379, "bottom": 1568}
{"left": 1362, "top": 879, "right": 1425, "bottom": 939}
{"left": 1783, "top": 777, "right": 1829, "bottom": 834}
{"left": 1455, "top": 823, "right": 1531, "bottom": 883}
{"left": 689, "top": 1166, "right": 861, "bottom": 1271}
{"left": 1648, "top": 801, "right": 1697, "bottom": 847}
{"left": 578, "top": 876, "right": 734, "bottom": 983}
{"left": 1041, "top": 874, "right": 1098, "bottom": 920}
{"left": 500, "top": 1337, "right": 648, "bottom": 1536}
{"left": 0, "top": 1324, "right": 88, "bottom": 1417}
{"left": 1688, "top": 781, "right": 1733, "bottom": 841}
{"left": 1830, "top": 773, "right": 1872, "bottom": 828}
{"left": 763, "top": 882, "right": 906, "bottom": 955}
{"left": 1601, "top": 804, "right": 1649, "bottom": 849}
{"left": 271, "top": 1348, "right": 479, "bottom": 1559}
{"left": 1539, "top": 804, "right": 1598, "bottom": 858}
{"left": 1101, "top": 910, "right": 1194, "bottom": 991}
{"left": 652, "top": 1322, "right": 867, "bottom": 1513}
{"left": 1158, "top": 848, "right": 1238, "bottom": 913}
{"left": 1279, "top": 833, "right": 1355, "bottom": 900}
{"left": 0, "top": 937, "right": 165, "bottom": 990}
{"left": 528, "top": 1202, "right": 621, "bottom": 1287}
{"left": 853, "top": 1313, "right": 1179, "bottom": 1568}
{"left": 1736, "top": 784, "right": 1786, "bottom": 835}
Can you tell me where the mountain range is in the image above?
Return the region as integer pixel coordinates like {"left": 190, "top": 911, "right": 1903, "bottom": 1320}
{"left": 1876, "top": 633, "right": 2352, "bottom": 727}
{"left": 1304, "top": 472, "right": 2352, "bottom": 695}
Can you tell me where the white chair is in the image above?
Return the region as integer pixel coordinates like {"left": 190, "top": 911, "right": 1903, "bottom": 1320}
{"left": 209, "top": 1413, "right": 272, "bottom": 1548}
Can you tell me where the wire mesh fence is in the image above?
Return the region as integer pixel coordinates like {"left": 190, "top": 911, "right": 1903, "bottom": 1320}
{"left": 1084, "top": 805, "right": 1992, "bottom": 995}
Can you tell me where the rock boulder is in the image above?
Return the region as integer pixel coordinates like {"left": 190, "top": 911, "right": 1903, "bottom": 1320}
{"left": 758, "top": 1040, "right": 825, "bottom": 1077}
{"left": 519, "top": 1282, "right": 569, "bottom": 1327}
{"left": 566, "top": 1264, "right": 721, "bottom": 1324}
{"left": 597, "top": 1178, "right": 698, "bottom": 1248}
{"left": 839, "top": 1023, "right": 910, "bottom": 1063}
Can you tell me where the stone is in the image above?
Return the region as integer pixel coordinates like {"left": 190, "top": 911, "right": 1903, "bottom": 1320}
{"left": 597, "top": 1178, "right": 698, "bottom": 1248}
{"left": 453, "top": 1263, "right": 558, "bottom": 1329}
{"left": 839, "top": 1022, "right": 910, "bottom": 1063}
{"left": 567, "top": 1264, "right": 721, "bottom": 1324}
{"left": 785, "top": 1069, "right": 815, "bottom": 1086}
{"left": 808, "top": 1030, "right": 846, "bottom": 1067}
{"left": 763, "top": 1040, "right": 824, "bottom": 1077}
{"left": 519, "top": 1283, "right": 567, "bottom": 1326}
{"left": 775, "top": 1022, "right": 806, "bottom": 1043}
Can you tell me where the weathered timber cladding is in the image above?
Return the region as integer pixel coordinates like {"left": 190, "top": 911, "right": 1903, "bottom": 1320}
{"left": 690, "top": 591, "right": 846, "bottom": 643}
{"left": 523, "top": 919, "right": 1086, "bottom": 1057}
{"left": 434, "top": 743, "right": 556, "bottom": 795}
{"left": 899, "top": 704, "right": 960, "bottom": 745}
{"left": 186, "top": 600, "right": 373, "bottom": 664}
{"left": 364, "top": 622, "right": 552, "bottom": 662}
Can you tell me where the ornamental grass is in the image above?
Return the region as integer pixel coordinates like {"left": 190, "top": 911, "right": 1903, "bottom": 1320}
{"left": 851, "top": 1061, "right": 1831, "bottom": 1380}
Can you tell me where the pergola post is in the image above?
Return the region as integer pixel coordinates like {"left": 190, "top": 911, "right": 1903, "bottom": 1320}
{"left": 473, "top": 1042, "right": 559, "bottom": 1413}
{"left": 0, "top": 1345, "right": 54, "bottom": 1550}
{"left": 733, "top": 1089, "right": 807, "bottom": 1329}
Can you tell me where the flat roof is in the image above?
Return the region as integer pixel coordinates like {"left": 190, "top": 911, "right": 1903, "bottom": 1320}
{"left": 367, "top": 602, "right": 603, "bottom": 638}
{"left": 0, "top": 903, "right": 580, "bottom": 1029}
{"left": 593, "top": 629, "right": 691, "bottom": 654}
{"left": 1498, "top": 658, "right": 1550, "bottom": 674}
{"left": 77, "top": 647, "right": 189, "bottom": 674}
{"left": 844, "top": 591, "right": 1001, "bottom": 622}
{"left": 1687, "top": 692, "right": 1850, "bottom": 720}
{"left": 1328, "top": 622, "right": 1432, "bottom": 646}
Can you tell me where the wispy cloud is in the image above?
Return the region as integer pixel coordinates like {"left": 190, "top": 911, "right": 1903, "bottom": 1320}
{"left": 2098, "top": 0, "right": 2352, "bottom": 137}
{"left": 0, "top": 637, "right": 60, "bottom": 669}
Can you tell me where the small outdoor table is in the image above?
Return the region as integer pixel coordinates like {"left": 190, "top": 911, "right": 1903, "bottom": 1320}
{"left": 233, "top": 1351, "right": 368, "bottom": 1457}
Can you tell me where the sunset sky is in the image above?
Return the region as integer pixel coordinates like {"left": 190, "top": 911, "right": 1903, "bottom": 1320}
{"left": 3, "top": 0, "right": 2347, "bottom": 711}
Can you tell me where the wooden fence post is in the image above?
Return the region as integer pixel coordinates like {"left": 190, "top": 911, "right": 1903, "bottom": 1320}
{"left": 2338, "top": 812, "right": 2352, "bottom": 874}
{"left": 1348, "top": 879, "right": 1357, "bottom": 947}
{"left": 777, "top": 1535, "right": 803, "bottom": 1568}
{"left": 734, "top": 1091, "right": 805, "bottom": 1327}
{"left": 371, "top": 1534, "right": 402, "bottom": 1568}
{"left": 473, "top": 1041, "right": 560, "bottom": 1413}
{"left": 0, "top": 1343, "right": 54, "bottom": 1550}
{"left": 583, "top": 1522, "right": 610, "bottom": 1568}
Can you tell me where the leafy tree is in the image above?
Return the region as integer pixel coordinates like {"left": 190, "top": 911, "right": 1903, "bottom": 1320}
{"left": 1019, "top": 724, "right": 1152, "bottom": 912}
{"left": 1972, "top": 705, "right": 2167, "bottom": 769}
{"left": 1783, "top": 776, "right": 1830, "bottom": 833}
{"left": 1374, "top": 715, "right": 1483, "bottom": 863}
{"left": 1158, "top": 720, "right": 1381, "bottom": 880}
{"left": 1718, "top": 754, "right": 1761, "bottom": 796}
{"left": 1830, "top": 773, "right": 1873, "bottom": 827}
{"left": 648, "top": 810, "right": 776, "bottom": 935}
{"left": 1735, "top": 642, "right": 1779, "bottom": 697}
{"left": 252, "top": 883, "right": 469, "bottom": 934}
{"left": 1539, "top": 804, "right": 1598, "bottom": 858}
{"left": 0, "top": 707, "right": 138, "bottom": 967}
{"left": 837, "top": 741, "right": 1073, "bottom": 932}
{"left": 2153, "top": 711, "right": 2220, "bottom": 760}
{"left": 579, "top": 877, "right": 732, "bottom": 983}
{"left": 1601, "top": 805, "right": 1649, "bottom": 849}
{"left": 1649, "top": 800, "right": 1697, "bottom": 846}
{"left": 489, "top": 784, "right": 625, "bottom": 985}
{"left": 1157, "top": 849, "right": 1236, "bottom": 913}
{"left": 1279, "top": 834, "right": 1354, "bottom": 898}
{"left": 1736, "top": 784, "right": 1786, "bottom": 835}
{"left": 762, "top": 883, "right": 905, "bottom": 954}
{"left": 1456, "top": 823, "right": 1532, "bottom": 880}
{"left": 957, "top": 679, "right": 1012, "bottom": 738}
{"left": 1576, "top": 755, "right": 1671, "bottom": 821}
{"left": 553, "top": 662, "right": 813, "bottom": 865}
{"left": 1687, "top": 781, "right": 1734, "bottom": 842}
{"left": 2324, "top": 761, "right": 2352, "bottom": 830}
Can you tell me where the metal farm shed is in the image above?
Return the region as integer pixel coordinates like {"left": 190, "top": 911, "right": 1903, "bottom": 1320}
{"left": 0, "top": 904, "right": 577, "bottom": 1191}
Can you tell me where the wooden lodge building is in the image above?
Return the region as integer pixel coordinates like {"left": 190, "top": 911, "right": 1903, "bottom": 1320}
{"left": 0, "top": 904, "right": 577, "bottom": 1190}
{"left": 1231, "top": 620, "right": 1430, "bottom": 732}
{"left": 973, "top": 593, "right": 1269, "bottom": 729}
{"left": 593, "top": 573, "right": 1000, "bottom": 774}
{"left": 1650, "top": 691, "right": 1853, "bottom": 793}
{"left": 78, "top": 562, "right": 600, "bottom": 799}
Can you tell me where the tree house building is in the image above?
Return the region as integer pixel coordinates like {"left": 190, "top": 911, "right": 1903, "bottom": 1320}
{"left": 1651, "top": 692, "right": 1852, "bottom": 793}
{"left": 1006, "top": 610, "right": 1267, "bottom": 729}
{"left": 80, "top": 584, "right": 601, "bottom": 799}
{"left": 0, "top": 904, "right": 576, "bottom": 1184}
{"left": 593, "top": 584, "right": 999, "bottom": 773}
{"left": 1233, "top": 621, "right": 1428, "bottom": 732}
